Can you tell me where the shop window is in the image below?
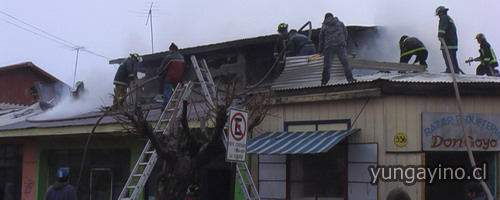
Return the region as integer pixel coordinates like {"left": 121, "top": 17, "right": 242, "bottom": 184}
{"left": 259, "top": 155, "right": 286, "bottom": 199}
{"left": 289, "top": 143, "right": 346, "bottom": 200}
{"left": 0, "top": 145, "right": 22, "bottom": 200}
{"left": 286, "top": 120, "right": 349, "bottom": 200}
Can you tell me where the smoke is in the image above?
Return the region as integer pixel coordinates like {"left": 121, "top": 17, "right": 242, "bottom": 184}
{"left": 354, "top": 0, "right": 499, "bottom": 74}
{"left": 150, "top": 0, "right": 500, "bottom": 75}
{"left": 31, "top": 60, "right": 115, "bottom": 120}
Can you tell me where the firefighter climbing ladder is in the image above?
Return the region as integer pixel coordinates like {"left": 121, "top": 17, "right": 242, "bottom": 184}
{"left": 191, "top": 55, "right": 261, "bottom": 200}
{"left": 118, "top": 81, "right": 193, "bottom": 200}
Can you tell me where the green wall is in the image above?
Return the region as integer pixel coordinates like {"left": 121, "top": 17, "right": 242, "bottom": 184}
{"left": 35, "top": 134, "right": 145, "bottom": 200}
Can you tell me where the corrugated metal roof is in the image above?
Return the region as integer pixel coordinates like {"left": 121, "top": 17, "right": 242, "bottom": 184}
{"left": 271, "top": 55, "right": 500, "bottom": 91}
{"left": 0, "top": 103, "right": 44, "bottom": 127}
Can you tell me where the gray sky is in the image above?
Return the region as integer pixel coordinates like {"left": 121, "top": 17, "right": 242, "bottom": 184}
{"left": 1, "top": 0, "right": 499, "bottom": 110}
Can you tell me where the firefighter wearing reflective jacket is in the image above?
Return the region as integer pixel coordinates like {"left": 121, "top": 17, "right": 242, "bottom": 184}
{"left": 436, "top": 6, "right": 464, "bottom": 74}
{"left": 399, "top": 35, "right": 428, "bottom": 66}
{"left": 474, "top": 33, "right": 498, "bottom": 76}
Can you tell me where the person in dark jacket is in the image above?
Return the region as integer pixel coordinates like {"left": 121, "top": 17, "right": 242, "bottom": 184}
{"left": 399, "top": 35, "right": 428, "bottom": 66}
{"left": 466, "top": 182, "right": 497, "bottom": 200}
{"left": 113, "top": 53, "right": 141, "bottom": 105}
{"left": 473, "top": 33, "right": 498, "bottom": 76}
{"left": 319, "top": 12, "right": 356, "bottom": 84}
{"left": 435, "top": 6, "right": 464, "bottom": 74}
{"left": 286, "top": 29, "right": 316, "bottom": 56}
{"left": 274, "top": 23, "right": 288, "bottom": 58}
{"left": 45, "top": 168, "right": 77, "bottom": 200}
{"left": 158, "top": 43, "right": 185, "bottom": 110}
{"left": 273, "top": 23, "right": 288, "bottom": 76}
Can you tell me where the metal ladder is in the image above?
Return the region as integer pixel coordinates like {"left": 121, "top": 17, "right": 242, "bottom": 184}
{"left": 118, "top": 82, "right": 193, "bottom": 200}
{"left": 191, "top": 55, "right": 261, "bottom": 200}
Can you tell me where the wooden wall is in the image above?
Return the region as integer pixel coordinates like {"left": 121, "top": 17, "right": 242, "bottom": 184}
{"left": 253, "top": 94, "right": 500, "bottom": 200}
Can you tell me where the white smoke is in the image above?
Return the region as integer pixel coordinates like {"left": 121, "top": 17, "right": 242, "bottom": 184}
{"left": 354, "top": 0, "right": 499, "bottom": 74}
{"left": 30, "top": 60, "right": 115, "bottom": 120}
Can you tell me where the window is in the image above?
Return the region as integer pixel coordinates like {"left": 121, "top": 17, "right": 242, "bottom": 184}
{"left": 0, "top": 145, "right": 22, "bottom": 200}
{"left": 286, "top": 120, "right": 349, "bottom": 200}
{"left": 91, "top": 168, "right": 113, "bottom": 200}
{"left": 47, "top": 149, "right": 130, "bottom": 200}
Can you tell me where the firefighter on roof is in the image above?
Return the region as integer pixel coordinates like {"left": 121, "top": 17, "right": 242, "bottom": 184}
{"left": 399, "top": 35, "right": 428, "bottom": 66}
{"left": 113, "top": 53, "right": 141, "bottom": 105}
{"left": 469, "top": 33, "right": 498, "bottom": 76}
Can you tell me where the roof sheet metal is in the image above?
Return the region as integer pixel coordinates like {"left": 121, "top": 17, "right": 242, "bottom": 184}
{"left": 272, "top": 55, "right": 500, "bottom": 91}
{"left": 247, "top": 129, "right": 360, "bottom": 154}
{"left": 0, "top": 102, "right": 213, "bottom": 131}
{"left": 0, "top": 108, "right": 162, "bottom": 131}
{"left": 272, "top": 55, "right": 347, "bottom": 90}
{"left": 0, "top": 103, "right": 44, "bottom": 127}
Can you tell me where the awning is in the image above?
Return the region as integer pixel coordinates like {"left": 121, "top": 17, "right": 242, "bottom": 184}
{"left": 247, "top": 129, "right": 360, "bottom": 154}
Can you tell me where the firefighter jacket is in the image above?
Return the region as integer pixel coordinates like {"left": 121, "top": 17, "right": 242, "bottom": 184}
{"left": 113, "top": 57, "right": 137, "bottom": 87}
{"left": 479, "top": 40, "right": 498, "bottom": 67}
{"left": 438, "top": 14, "right": 458, "bottom": 50}
{"left": 400, "top": 37, "right": 427, "bottom": 57}
{"left": 319, "top": 16, "right": 348, "bottom": 54}
{"left": 274, "top": 36, "right": 287, "bottom": 57}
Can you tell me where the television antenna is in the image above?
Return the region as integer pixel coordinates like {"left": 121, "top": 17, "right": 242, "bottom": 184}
{"left": 146, "top": 2, "right": 154, "bottom": 53}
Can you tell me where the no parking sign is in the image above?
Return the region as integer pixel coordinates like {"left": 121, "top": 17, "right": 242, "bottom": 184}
{"left": 226, "top": 109, "right": 248, "bottom": 162}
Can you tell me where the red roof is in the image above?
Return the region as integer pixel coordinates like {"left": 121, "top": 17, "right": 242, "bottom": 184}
{"left": 0, "top": 62, "right": 65, "bottom": 84}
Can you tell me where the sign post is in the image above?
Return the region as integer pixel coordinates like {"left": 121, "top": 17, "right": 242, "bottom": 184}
{"left": 226, "top": 109, "right": 248, "bottom": 162}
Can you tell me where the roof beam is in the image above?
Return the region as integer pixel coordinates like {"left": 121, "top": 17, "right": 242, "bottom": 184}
{"left": 349, "top": 58, "right": 426, "bottom": 72}
{"left": 272, "top": 88, "right": 380, "bottom": 104}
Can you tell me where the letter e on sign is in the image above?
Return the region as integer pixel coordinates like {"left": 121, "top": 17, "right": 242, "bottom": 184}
{"left": 394, "top": 132, "right": 408, "bottom": 147}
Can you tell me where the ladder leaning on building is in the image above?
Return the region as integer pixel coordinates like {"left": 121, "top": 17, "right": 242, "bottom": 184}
{"left": 118, "top": 55, "right": 260, "bottom": 200}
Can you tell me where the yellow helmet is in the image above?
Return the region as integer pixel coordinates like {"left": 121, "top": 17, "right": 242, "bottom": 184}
{"left": 277, "top": 23, "right": 288, "bottom": 33}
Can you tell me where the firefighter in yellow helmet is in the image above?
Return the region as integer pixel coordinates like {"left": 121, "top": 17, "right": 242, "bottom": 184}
{"left": 472, "top": 33, "right": 498, "bottom": 76}
{"left": 113, "top": 53, "right": 142, "bottom": 105}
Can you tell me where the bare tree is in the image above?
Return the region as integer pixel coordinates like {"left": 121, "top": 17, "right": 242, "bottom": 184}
{"left": 115, "top": 77, "right": 270, "bottom": 199}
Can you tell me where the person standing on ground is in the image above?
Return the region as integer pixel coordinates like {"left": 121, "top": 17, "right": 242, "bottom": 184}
{"left": 113, "top": 53, "right": 141, "bottom": 105}
{"left": 158, "top": 43, "right": 185, "bottom": 111}
{"left": 435, "top": 6, "right": 464, "bottom": 74}
{"left": 399, "top": 35, "right": 428, "bottom": 66}
{"left": 45, "top": 168, "right": 77, "bottom": 200}
{"left": 286, "top": 29, "right": 316, "bottom": 56}
{"left": 319, "top": 12, "right": 356, "bottom": 85}
{"left": 472, "top": 33, "right": 498, "bottom": 76}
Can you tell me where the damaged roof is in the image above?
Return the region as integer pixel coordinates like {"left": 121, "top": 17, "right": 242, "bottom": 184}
{"left": 0, "top": 101, "right": 213, "bottom": 133}
{"left": 109, "top": 26, "right": 377, "bottom": 64}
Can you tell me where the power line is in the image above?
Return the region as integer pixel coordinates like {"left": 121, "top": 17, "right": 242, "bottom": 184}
{"left": 0, "top": 10, "right": 110, "bottom": 60}
{"left": 0, "top": 17, "right": 74, "bottom": 49}
{"left": 81, "top": 49, "right": 111, "bottom": 60}
{"left": 0, "top": 10, "right": 79, "bottom": 48}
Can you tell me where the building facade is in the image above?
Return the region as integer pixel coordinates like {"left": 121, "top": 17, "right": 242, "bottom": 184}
{"left": 250, "top": 68, "right": 500, "bottom": 200}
